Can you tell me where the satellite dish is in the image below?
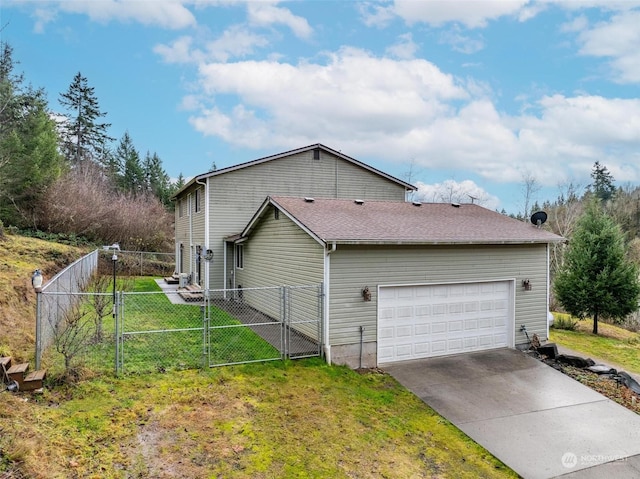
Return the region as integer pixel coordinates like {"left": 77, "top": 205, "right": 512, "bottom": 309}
{"left": 530, "top": 211, "right": 548, "bottom": 227}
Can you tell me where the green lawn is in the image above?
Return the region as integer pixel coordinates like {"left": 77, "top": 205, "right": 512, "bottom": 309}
{"left": 50, "top": 277, "right": 281, "bottom": 376}
{"left": 550, "top": 315, "right": 640, "bottom": 374}
{"left": 1, "top": 359, "right": 517, "bottom": 478}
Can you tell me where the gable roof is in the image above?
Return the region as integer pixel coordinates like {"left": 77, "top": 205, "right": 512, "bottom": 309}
{"left": 174, "top": 144, "right": 416, "bottom": 197}
{"left": 243, "top": 196, "right": 564, "bottom": 246}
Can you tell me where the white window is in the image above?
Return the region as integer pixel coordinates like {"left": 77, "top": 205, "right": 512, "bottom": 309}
{"left": 235, "top": 244, "right": 244, "bottom": 269}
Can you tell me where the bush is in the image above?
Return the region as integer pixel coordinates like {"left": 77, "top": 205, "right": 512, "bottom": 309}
{"left": 37, "top": 162, "right": 173, "bottom": 251}
{"left": 551, "top": 313, "right": 579, "bottom": 331}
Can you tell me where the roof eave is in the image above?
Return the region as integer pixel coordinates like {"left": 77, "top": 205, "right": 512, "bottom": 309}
{"left": 324, "top": 239, "right": 564, "bottom": 246}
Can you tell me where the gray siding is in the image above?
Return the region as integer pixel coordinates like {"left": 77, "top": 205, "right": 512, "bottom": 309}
{"left": 235, "top": 205, "right": 324, "bottom": 339}
{"left": 328, "top": 244, "right": 549, "bottom": 347}
{"left": 201, "top": 149, "right": 406, "bottom": 288}
{"left": 174, "top": 186, "right": 206, "bottom": 280}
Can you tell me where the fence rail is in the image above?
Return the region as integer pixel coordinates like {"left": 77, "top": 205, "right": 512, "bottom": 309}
{"left": 36, "top": 249, "right": 99, "bottom": 369}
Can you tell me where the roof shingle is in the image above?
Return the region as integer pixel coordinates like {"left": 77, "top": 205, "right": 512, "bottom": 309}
{"left": 265, "top": 196, "right": 563, "bottom": 245}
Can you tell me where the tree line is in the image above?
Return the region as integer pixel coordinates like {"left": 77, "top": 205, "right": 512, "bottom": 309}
{"left": 0, "top": 42, "right": 185, "bottom": 250}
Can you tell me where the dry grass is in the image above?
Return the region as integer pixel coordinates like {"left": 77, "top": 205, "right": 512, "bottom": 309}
{"left": 0, "top": 234, "right": 86, "bottom": 361}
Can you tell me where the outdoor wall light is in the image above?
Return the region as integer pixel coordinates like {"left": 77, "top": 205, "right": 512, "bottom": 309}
{"left": 522, "top": 279, "right": 532, "bottom": 291}
{"left": 31, "top": 269, "right": 43, "bottom": 293}
{"left": 362, "top": 286, "right": 371, "bottom": 302}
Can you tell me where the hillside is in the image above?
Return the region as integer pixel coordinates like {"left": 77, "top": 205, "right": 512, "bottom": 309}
{"left": 0, "top": 233, "right": 87, "bottom": 361}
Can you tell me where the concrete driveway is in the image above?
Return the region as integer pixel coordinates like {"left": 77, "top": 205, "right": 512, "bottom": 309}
{"left": 384, "top": 348, "right": 640, "bottom": 479}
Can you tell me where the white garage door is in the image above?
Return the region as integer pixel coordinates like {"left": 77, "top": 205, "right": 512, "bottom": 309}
{"left": 378, "top": 281, "right": 513, "bottom": 364}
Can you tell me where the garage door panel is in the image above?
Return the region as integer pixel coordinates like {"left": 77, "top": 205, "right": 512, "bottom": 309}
{"left": 415, "top": 324, "right": 430, "bottom": 335}
{"left": 378, "top": 281, "right": 513, "bottom": 363}
{"left": 448, "top": 339, "right": 464, "bottom": 353}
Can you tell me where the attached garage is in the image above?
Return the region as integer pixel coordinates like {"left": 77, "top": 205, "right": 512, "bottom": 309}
{"left": 238, "top": 196, "right": 564, "bottom": 368}
{"left": 377, "top": 281, "right": 514, "bottom": 364}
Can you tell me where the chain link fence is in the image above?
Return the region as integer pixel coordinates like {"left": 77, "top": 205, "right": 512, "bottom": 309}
{"left": 115, "top": 284, "right": 323, "bottom": 374}
{"left": 37, "top": 277, "right": 323, "bottom": 376}
{"left": 36, "top": 250, "right": 99, "bottom": 369}
{"left": 98, "top": 249, "right": 175, "bottom": 277}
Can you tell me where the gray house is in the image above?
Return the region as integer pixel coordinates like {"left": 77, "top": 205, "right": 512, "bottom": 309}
{"left": 173, "top": 144, "right": 415, "bottom": 290}
{"left": 236, "top": 196, "right": 563, "bottom": 368}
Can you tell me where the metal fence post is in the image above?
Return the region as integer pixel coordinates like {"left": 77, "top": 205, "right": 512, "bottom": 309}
{"left": 35, "top": 291, "right": 42, "bottom": 370}
{"left": 115, "top": 291, "right": 121, "bottom": 375}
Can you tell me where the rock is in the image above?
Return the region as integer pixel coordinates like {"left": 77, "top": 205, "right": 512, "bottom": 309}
{"left": 537, "top": 343, "right": 558, "bottom": 359}
{"left": 617, "top": 372, "right": 640, "bottom": 395}
{"left": 556, "top": 354, "right": 595, "bottom": 368}
{"left": 586, "top": 365, "right": 617, "bottom": 375}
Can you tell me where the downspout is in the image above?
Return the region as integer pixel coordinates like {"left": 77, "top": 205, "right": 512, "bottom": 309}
{"left": 188, "top": 193, "right": 193, "bottom": 280}
{"left": 196, "top": 177, "right": 209, "bottom": 290}
{"left": 223, "top": 240, "right": 228, "bottom": 299}
{"left": 324, "top": 242, "right": 337, "bottom": 364}
{"left": 546, "top": 243, "right": 551, "bottom": 339}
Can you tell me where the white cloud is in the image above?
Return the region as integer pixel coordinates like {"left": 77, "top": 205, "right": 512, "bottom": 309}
{"left": 439, "top": 27, "right": 485, "bottom": 54}
{"left": 392, "top": 0, "right": 532, "bottom": 28}
{"left": 155, "top": 26, "right": 269, "bottom": 63}
{"left": 154, "top": 36, "right": 203, "bottom": 64}
{"left": 29, "top": 0, "right": 196, "bottom": 30}
{"left": 246, "top": 1, "right": 312, "bottom": 39}
{"left": 386, "top": 33, "right": 419, "bottom": 59}
{"left": 190, "top": 47, "right": 468, "bottom": 146}
{"left": 414, "top": 180, "right": 500, "bottom": 210}
{"left": 575, "top": 10, "right": 640, "bottom": 83}
{"left": 205, "top": 25, "right": 270, "bottom": 61}
{"left": 358, "top": 1, "right": 396, "bottom": 28}
{"left": 185, "top": 47, "right": 640, "bottom": 191}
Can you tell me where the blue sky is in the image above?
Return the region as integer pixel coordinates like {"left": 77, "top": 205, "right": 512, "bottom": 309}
{"left": 3, "top": 1, "right": 640, "bottom": 215}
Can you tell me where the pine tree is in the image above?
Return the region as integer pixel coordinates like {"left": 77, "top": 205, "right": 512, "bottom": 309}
{"left": 554, "top": 200, "right": 640, "bottom": 334}
{"left": 58, "top": 72, "right": 112, "bottom": 164}
{"left": 589, "top": 161, "right": 616, "bottom": 202}
{"left": 116, "top": 131, "right": 144, "bottom": 193}
{"left": 143, "top": 151, "right": 172, "bottom": 206}
{"left": 0, "top": 42, "right": 65, "bottom": 226}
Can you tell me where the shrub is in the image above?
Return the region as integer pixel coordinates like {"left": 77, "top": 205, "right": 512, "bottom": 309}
{"left": 37, "top": 162, "right": 173, "bottom": 251}
{"left": 551, "top": 313, "right": 579, "bottom": 331}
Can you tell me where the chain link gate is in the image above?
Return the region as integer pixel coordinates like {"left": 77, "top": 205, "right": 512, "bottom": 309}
{"left": 115, "top": 285, "right": 322, "bottom": 374}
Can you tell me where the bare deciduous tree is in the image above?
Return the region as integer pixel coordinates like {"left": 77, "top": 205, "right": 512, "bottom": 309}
{"left": 520, "top": 169, "right": 541, "bottom": 220}
{"left": 88, "top": 274, "right": 111, "bottom": 343}
{"left": 53, "top": 298, "right": 93, "bottom": 376}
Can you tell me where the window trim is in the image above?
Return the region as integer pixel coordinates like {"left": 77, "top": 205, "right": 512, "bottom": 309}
{"left": 195, "top": 188, "right": 201, "bottom": 213}
{"left": 235, "top": 244, "right": 244, "bottom": 269}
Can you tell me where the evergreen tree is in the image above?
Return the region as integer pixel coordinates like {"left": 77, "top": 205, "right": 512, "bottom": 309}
{"left": 0, "top": 42, "right": 65, "bottom": 226}
{"left": 58, "top": 72, "right": 112, "bottom": 164}
{"left": 116, "top": 131, "right": 144, "bottom": 193}
{"left": 554, "top": 200, "right": 640, "bottom": 334}
{"left": 143, "top": 151, "right": 172, "bottom": 206}
{"left": 588, "top": 161, "right": 616, "bottom": 202}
